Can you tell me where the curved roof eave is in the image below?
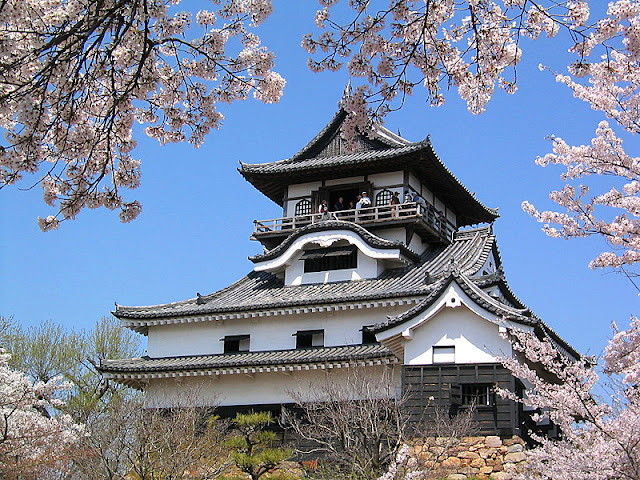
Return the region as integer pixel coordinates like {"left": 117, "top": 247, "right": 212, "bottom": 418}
{"left": 238, "top": 142, "right": 498, "bottom": 226}
{"left": 113, "top": 225, "right": 497, "bottom": 321}
{"left": 99, "top": 344, "right": 396, "bottom": 374}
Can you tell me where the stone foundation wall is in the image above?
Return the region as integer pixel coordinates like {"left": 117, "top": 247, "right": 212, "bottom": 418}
{"left": 411, "top": 435, "right": 528, "bottom": 480}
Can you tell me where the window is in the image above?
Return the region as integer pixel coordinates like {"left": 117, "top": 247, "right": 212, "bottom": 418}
{"left": 375, "top": 189, "right": 393, "bottom": 206}
{"left": 295, "top": 330, "right": 324, "bottom": 348}
{"left": 432, "top": 346, "right": 455, "bottom": 363}
{"left": 295, "top": 199, "right": 312, "bottom": 216}
{"left": 222, "top": 335, "right": 250, "bottom": 353}
{"left": 461, "top": 384, "right": 494, "bottom": 406}
{"left": 303, "top": 246, "right": 357, "bottom": 273}
{"left": 361, "top": 327, "right": 377, "bottom": 345}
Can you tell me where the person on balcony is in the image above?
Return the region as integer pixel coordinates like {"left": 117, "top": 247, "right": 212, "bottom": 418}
{"left": 390, "top": 191, "right": 400, "bottom": 217}
{"left": 334, "top": 197, "right": 345, "bottom": 216}
{"left": 318, "top": 200, "right": 329, "bottom": 221}
{"left": 360, "top": 192, "right": 371, "bottom": 208}
{"left": 404, "top": 191, "right": 413, "bottom": 204}
{"left": 412, "top": 191, "right": 427, "bottom": 212}
{"left": 356, "top": 192, "right": 371, "bottom": 221}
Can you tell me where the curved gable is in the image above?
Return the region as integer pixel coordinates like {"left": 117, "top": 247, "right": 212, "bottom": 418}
{"left": 251, "top": 221, "right": 420, "bottom": 285}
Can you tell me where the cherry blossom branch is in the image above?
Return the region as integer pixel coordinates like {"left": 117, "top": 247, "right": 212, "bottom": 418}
{"left": 0, "top": 0, "right": 283, "bottom": 230}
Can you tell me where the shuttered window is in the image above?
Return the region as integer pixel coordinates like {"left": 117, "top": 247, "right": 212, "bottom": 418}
{"left": 303, "top": 246, "right": 357, "bottom": 273}
{"left": 295, "top": 330, "right": 324, "bottom": 348}
{"left": 222, "top": 335, "right": 250, "bottom": 353}
{"left": 432, "top": 346, "right": 455, "bottom": 363}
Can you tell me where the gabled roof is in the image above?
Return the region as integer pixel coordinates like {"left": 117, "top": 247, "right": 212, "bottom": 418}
{"left": 249, "top": 220, "right": 421, "bottom": 264}
{"left": 370, "top": 271, "right": 535, "bottom": 335}
{"left": 288, "top": 107, "right": 411, "bottom": 161}
{"left": 238, "top": 105, "right": 498, "bottom": 227}
{"left": 369, "top": 270, "right": 581, "bottom": 360}
{"left": 114, "top": 226, "right": 497, "bottom": 323}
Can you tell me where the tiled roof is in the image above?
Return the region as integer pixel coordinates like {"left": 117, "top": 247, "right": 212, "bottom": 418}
{"left": 114, "top": 226, "right": 496, "bottom": 321}
{"left": 288, "top": 108, "right": 411, "bottom": 162}
{"left": 249, "top": 220, "right": 421, "bottom": 264}
{"left": 237, "top": 105, "right": 498, "bottom": 227}
{"left": 370, "top": 272, "right": 533, "bottom": 335}
{"left": 240, "top": 142, "right": 428, "bottom": 175}
{"left": 99, "top": 344, "right": 395, "bottom": 374}
{"left": 368, "top": 270, "right": 582, "bottom": 360}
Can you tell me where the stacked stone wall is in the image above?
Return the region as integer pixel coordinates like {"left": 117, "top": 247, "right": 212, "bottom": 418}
{"left": 411, "top": 435, "right": 528, "bottom": 480}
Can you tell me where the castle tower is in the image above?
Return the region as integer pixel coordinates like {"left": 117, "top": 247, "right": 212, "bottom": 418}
{"left": 101, "top": 98, "right": 578, "bottom": 437}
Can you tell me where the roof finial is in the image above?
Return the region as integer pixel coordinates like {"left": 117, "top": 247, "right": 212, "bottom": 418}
{"left": 339, "top": 80, "right": 352, "bottom": 107}
{"left": 445, "top": 258, "right": 460, "bottom": 275}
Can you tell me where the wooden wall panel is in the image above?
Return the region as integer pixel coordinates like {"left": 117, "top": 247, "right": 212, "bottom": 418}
{"left": 402, "top": 363, "right": 521, "bottom": 437}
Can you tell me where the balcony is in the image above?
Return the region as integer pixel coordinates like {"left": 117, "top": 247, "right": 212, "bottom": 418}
{"left": 252, "top": 202, "right": 456, "bottom": 249}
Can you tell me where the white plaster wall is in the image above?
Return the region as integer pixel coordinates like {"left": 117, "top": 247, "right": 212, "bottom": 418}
{"left": 374, "top": 228, "right": 406, "bottom": 244}
{"left": 147, "top": 304, "right": 409, "bottom": 358}
{"left": 374, "top": 226, "right": 427, "bottom": 255}
{"left": 325, "top": 176, "right": 365, "bottom": 187}
{"left": 404, "top": 306, "right": 512, "bottom": 365}
{"left": 254, "top": 230, "right": 408, "bottom": 283}
{"left": 144, "top": 365, "right": 402, "bottom": 407}
{"left": 408, "top": 174, "right": 420, "bottom": 193}
{"left": 407, "top": 234, "right": 424, "bottom": 254}
{"left": 288, "top": 181, "right": 322, "bottom": 198}
{"left": 368, "top": 171, "right": 403, "bottom": 188}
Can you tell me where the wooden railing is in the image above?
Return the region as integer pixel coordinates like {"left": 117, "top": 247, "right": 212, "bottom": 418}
{"left": 253, "top": 202, "right": 455, "bottom": 240}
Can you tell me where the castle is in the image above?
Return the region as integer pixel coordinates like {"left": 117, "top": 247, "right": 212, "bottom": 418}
{"left": 101, "top": 94, "right": 578, "bottom": 438}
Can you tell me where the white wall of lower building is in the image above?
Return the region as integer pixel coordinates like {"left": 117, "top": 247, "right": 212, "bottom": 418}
{"left": 370, "top": 227, "right": 425, "bottom": 256}
{"left": 144, "top": 364, "right": 402, "bottom": 408}
{"left": 404, "top": 305, "right": 512, "bottom": 365}
{"left": 374, "top": 227, "right": 404, "bottom": 244}
{"left": 146, "top": 305, "right": 410, "bottom": 358}
{"left": 252, "top": 230, "right": 410, "bottom": 286}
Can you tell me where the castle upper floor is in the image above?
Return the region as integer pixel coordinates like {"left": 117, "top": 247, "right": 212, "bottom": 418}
{"left": 239, "top": 98, "right": 498, "bottom": 251}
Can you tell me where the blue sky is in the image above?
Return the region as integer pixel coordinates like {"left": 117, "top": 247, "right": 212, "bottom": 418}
{"left": 1, "top": 2, "right": 637, "bottom": 359}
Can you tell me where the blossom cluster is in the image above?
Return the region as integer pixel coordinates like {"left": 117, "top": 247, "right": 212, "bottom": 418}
{"left": 0, "top": 0, "right": 283, "bottom": 230}
{"left": 523, "top": 121, "right": 640, "bottom": 270}
{"left": 512, "top": 1, "right": 640, "bottom": 274}
{"left": 0, "top": 350, "right": 84, "bottom": 477}
{"left": 304, "top": 0, "right": 591, "bottom": 122}
{"left": 497, "top": 326, "right": 640, "bottom": 480}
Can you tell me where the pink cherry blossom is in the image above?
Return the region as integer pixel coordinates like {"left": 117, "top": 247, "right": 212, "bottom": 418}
{"left": 497, "top": 326, "right": 640, "bottom": 480}
{"left": 0, "top": 0, "right": 282, "bottom": 230}
{"left": 0, "top": 350, "right": 84, "bottom": 477}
